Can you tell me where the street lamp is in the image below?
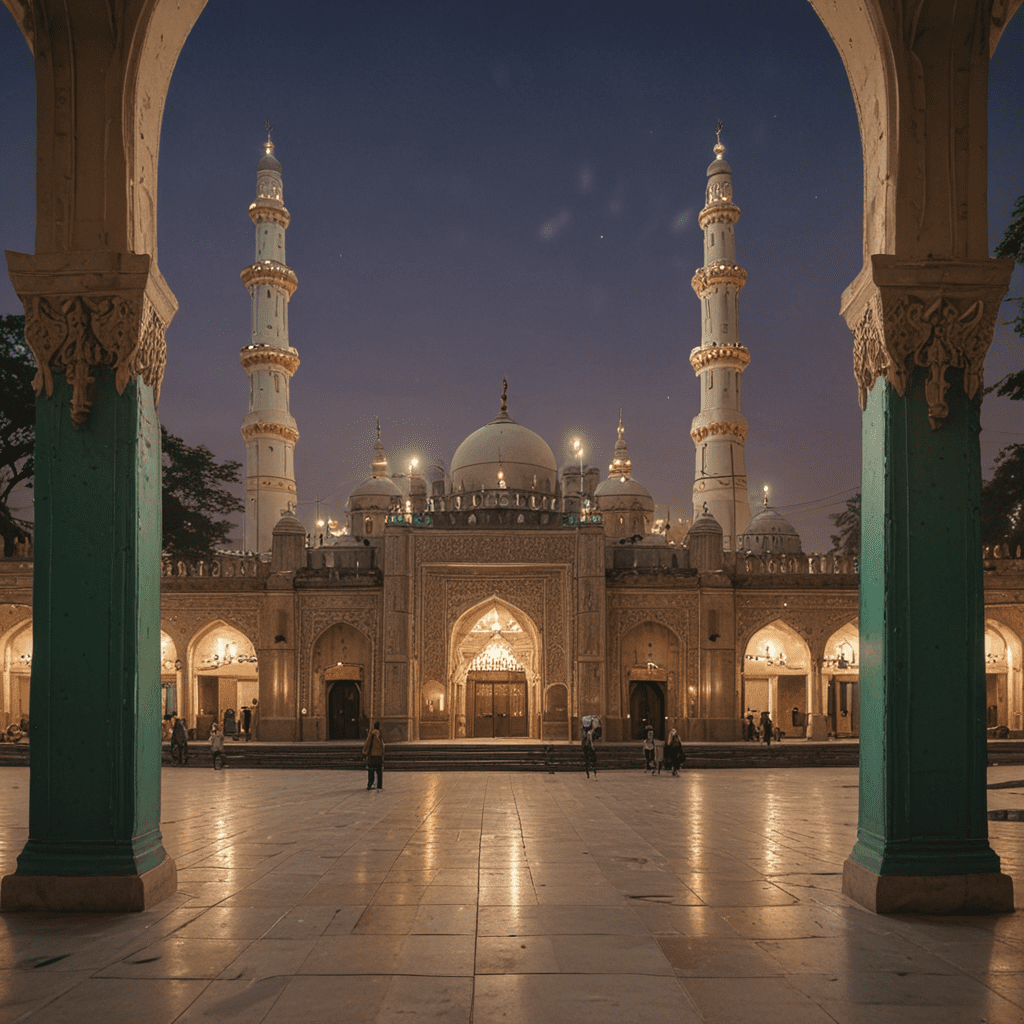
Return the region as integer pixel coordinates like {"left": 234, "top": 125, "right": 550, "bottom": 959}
{"left": 572, "top": 438, "right": 584, "bottom": 496}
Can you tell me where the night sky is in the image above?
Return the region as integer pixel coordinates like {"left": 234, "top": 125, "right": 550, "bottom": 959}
{"left": 2, "top": 2, "right": 1022, "bottom": 552}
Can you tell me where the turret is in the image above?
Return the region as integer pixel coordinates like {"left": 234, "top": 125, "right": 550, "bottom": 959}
{"left": 689, "top": 122, "right": 751, "bottom": 551}
{"left": 240, "top": 123, "right": 300, "bottom": 553}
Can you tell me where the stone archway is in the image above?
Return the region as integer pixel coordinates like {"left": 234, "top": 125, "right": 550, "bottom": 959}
{"left": 1, "top": 619, "right": 32, "bottom": 735}
{"left": 742, "top": 620, "right": 812, "bottom": 738}
{"left": 618, "top": 621, "right": 681, "bottom": 740}
{"left": 447, "top": 599, "right": 542, "bottom": 739}
{"left": 985, "top": 620, "right": 1023, "bottom": 733}
{"left": 311, "top": 623, "right": 372, "bottom": 742}
{"left": 186, "top": 621, "right": 259, "bottom": 739}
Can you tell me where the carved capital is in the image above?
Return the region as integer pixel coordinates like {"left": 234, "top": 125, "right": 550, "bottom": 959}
{"left": 6, "top": 251, "right": 176, "bottom": 426}
{"left": 240, "top": 260, "right": 298, "bottom": 297}
{"left": 241, "top": 421, "right": 300, "bottom": 445}
{"left": 842, "top": 256, "right": 1015, "bottom": 429}
{"left": 690, "top": 420, "right": 749, "bottom": 444}
{"left": 240, "top": 345, "right": 301, "bottom": 376}
{"left": 697, "top": 203, "right": 740, "bottom": 230}
{"left": 689, "top": 344, "right": 750, "bottom": 373}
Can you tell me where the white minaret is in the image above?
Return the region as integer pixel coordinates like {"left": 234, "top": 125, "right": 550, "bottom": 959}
{"left": 240, "top": 123, "right": 300, "bottom": 553}
{"left": 689, "top": 122, "right": 751, "bottom": 551}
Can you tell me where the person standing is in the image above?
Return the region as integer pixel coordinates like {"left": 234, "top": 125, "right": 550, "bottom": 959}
{"left": 363, "top": 721, "right": 385, "bottom": 790}
{"left": 760, "top": 710, "right": 773, "bottom": 747}
{"left": 582, "top": 724, "right": 598, "bottom": 778}
{"left": 241, "top": 704, "right": 252, "bottom": 741}
{"left": 210, "top": 722, "right": 226, "bottom": 769}
{"left": 665, "top": 728, "right": 684, "bottom": 776}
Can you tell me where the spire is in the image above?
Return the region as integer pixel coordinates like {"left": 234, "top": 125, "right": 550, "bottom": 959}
{"left": 371, "top": 419, "right": 389, "bottom": 478}
{"left": 608, "top": 409, "right": 633, "bottom": 479}
{"left": 501, "top": 376, "right": 508, "bottom": 415}
{"left": 264, "top": 118, "right": 274, "bottom": 156}
{"left": 714, "top": 118, "right": 725, "bottom": 161}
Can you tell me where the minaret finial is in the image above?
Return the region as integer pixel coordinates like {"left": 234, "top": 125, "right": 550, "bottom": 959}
{"left": 264, "top": 118, "right": 274, "bottom": 153}
{"left": 376, "top": 416, "right": 381, "bottom": 442}
{"left": 372, "top": 419, "right": 388, "bottom": 478}
{"left": 714, "top": 119, "right": 725, "bottom": 159}
{"left": 763, "top": 484, "right": 769, "bottom": 508}
{"left": 609, "top": 410, "right": 632, "bottom": 479}
{"left": 617, "top": 408, "right": 624, "bottom": 438}
{"left": 501, "top": 376, "right": 508, "bottom": 415}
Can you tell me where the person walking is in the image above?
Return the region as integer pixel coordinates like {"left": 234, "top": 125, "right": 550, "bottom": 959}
{"left": 665, "top": 728, "right": 684, "bottom": 776}
{"left": 582, "top": 723, "right": 598, "bottom": 778}
{"left": 642, "top": 725, "right": 656, "bottom": 771}
{"left": 760, "top": 710, "right": 774, "bottom": 747}
{"left": 362, "top": 721, "right": 385, "bottom": 790}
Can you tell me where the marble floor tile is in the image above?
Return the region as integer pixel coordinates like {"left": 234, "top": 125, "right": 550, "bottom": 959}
{"left": 477, "top": 933, "right": 674, "bottom": 976}
{"left": 14, "top": 977, "right": 209, "bottom": 1024}
{"left": 375, "top": 975, "right": 473, "bottom": 1023}
{"left": 681, "top": 976, "right": 838, "bottom": 1023}
{"left": 348, "top": 905, "right": 419, "bottom": 935}
{"left": 174, "top": 906, "right": 286, "bottom": 940}
{"left": 262, "top": 976, "right": 389, "bottom": 1023}
{"left": 299, "top": 933, "right": 475, "bottom": 976}
{"left": 477, "top": 904, "right": 646, "bottom": 936}
{"left": 171, "top": 977, "right": 290, "bottom": 1023}
{"left": 657, "top": 936, "right": 786, "bottom": 977}
{"left": 96, "top": 937, "right": 252, "bottom": 979}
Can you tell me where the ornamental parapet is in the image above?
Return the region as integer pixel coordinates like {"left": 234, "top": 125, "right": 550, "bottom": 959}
{"left": 247, "top": 202, "right": 291, "bottom": 228}
{"left": 240, "top": 344, "right": 300, "bottom": 375}
{"left": 690, "top": 420, "right": 750, "bottom": 444}
{"left": 240, "top": 260, "right": 298, "bottom": 296}
{"left": 691, "top": 262, "right": 747, "bottom": 297}
{"left": 241, "top": 421, "right": 300, "bottom": 444}
{"left": 698, "top": 203, "right": 741, "bottom": 229}
{"left": 161, "top": 553, "right": 268, "bottom": 579}
{"left": 689, "top": 344, "right": 750, "bottom": 373}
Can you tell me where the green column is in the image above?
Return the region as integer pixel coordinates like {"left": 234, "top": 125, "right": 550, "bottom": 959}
{"left": 1, "top": 253, "right": 177, "bottom": 912}
{"left": 841, "top": 258, "right": 1014, "bottom": 913}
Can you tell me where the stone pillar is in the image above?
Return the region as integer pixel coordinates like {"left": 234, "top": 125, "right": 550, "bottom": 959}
{"left": 381, "top": 525, "right": 413, "bottom": 741}
{"left": 1, "top": 251, "right": 177, "bottom": 912}
{"left": 807, "top": 659, "right": 828, "bottom": 740}
{"left": 257, "top": 589, "right": 297, "bottom": 741}
{"left": 840, "top": 256, "right": 1015, "bottom": 914}
{"left": 575, "top": 525, "right": 605, "bottom": 730}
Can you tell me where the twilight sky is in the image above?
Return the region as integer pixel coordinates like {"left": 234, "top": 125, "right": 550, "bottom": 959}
{"left": 1, "top": 2, "right": 1022, "bottom": 552}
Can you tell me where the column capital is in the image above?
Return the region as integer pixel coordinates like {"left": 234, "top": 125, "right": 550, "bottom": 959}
{"left": 841, "top": 255, "right": 1014, "bottom": 429}
{"left": 6, "top": 251, "right": 177, "bottom": 426}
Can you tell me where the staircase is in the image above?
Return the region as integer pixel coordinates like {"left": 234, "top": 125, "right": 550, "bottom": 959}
{"left": 3, "top": 740, "right": 1022, "bottom": 772}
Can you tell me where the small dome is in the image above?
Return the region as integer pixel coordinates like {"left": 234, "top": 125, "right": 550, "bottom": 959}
{"left": 258, "top": 152, "right": 282, "bottom": 172}
{"left": 742, "top": 504, "right": 802, "bottom": 555}
{"left": 272, "top": 512, "right": 305, "bottom": 536}
{"left": 686, "top": 505, "right": 723, "bottom": 539}
{"left": 594, "top": 474, "right": 654, "bottom": 510}
{"left": 707, "top": 155, "right": 732, "bottom": 176}
{"left": 450, "top": 384, "right": 557, "bottom": 494}
{"left": 347, "top": 476, "right": 402, "bottom": 512}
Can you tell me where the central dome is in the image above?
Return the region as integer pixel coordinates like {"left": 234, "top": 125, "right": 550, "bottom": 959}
{"left": 450, "top": 410, "right": 557, "bottom": 495}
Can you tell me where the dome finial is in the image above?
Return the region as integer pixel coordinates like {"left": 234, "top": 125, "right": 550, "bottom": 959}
{"left": 608, "top": 410, "right": 632, "bottom": 479}
{"left": 714, "top": 118, "right": 725, "bottom": 160}
{"left": 372, "top": 418, "right": 388, "bottom": 478}
{"left": 763, "top": 483, "right": 769, "bottom": 508}
{"left": 501, "top": 376, "right": 508, "bottom": 416}
{"left": 264, "top": 118, "right": 275, "bottom": 155}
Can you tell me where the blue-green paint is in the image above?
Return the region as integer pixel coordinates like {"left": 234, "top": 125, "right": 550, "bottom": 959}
{"left": 852, "top": 366, "right": 1000, "bottom": 877}
{"left": 15, "top": 369, "right": 167, "bottom": 877}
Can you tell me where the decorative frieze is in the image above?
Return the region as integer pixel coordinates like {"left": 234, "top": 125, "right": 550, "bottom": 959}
{"left": 689, "top": 344, "right": 750, "bottom": 373}
{"left": 697, "top": 203, "right": 740, "bottom": 230}
{"left": 690, "top": 420, "right": 750, "bottom": 444}
{"left": 239, "top": 345, "right": 300, "bottom": 376}
{"left": 241, "top": 422, "right": 300, "bottom": 444}
{"left": 691, "top": 263, "right": 747, "bottom": 298}
{"left": 240, "top": 260, "right": 298, "bottom": 297}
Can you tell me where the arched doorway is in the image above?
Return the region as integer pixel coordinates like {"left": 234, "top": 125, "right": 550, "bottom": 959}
{"left": 742, "top": 620, "right": 812, "bottom": 738}
{"left": 629, "top": 680, "right": 665, "bottom": 740}
{"left": 985, "top": 621, "right": 1023, "bottom": 734}
{"left": 448, "top": 601, "right": 540, "bottom": 739}
{"left": 2, "top": 620, "right": 32, "bottom": 734}
{"left": 823, "top": 622, "right": 860, "bottom": 739}
{"left": 187, "top": 622, "right": 259, "bottom": 739}
{"left": 327, "top": 678, "right": 362, "bottom": 740}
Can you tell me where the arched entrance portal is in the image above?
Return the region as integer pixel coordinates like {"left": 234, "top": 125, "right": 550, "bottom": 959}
{"left": 629, "top": 680, "right": 665, "bottom": 740}
{"left": 327, "top": 678, "right": 362, "bottom": 740}
{"left": 447, "top": 601, "right": 541, "bottom": 739}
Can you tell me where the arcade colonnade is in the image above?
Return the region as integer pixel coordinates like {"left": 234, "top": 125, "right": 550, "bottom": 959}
{"left": 1, "top": 0, "right": 1021, "bottom": 915}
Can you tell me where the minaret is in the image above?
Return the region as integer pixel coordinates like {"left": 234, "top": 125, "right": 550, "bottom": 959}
{"left": 689, "top": 122, "right": 751, "bottom": 551}
{"left": 240, "top": 122, "right": 300, "bottom": 553}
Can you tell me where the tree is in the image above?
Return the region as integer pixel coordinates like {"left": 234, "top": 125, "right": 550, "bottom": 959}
{"left": 160, "top": 428, "right": 244, "bottom": 561}
{"left": 0, "top": 315, "right": 35, "bottom": 555}
{"left": 982, "top": 192, "right": 1024, "bottom": 549}
{"left": 0, "top": 311, "right": 244, "bottom": 559}
{"left": 829, "top": 492, "right": 861, "bottom": 557}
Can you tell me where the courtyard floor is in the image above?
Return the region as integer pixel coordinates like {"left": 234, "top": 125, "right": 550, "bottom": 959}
{"left": 1, "top": 764, "right": 1023, "bottom": 1023}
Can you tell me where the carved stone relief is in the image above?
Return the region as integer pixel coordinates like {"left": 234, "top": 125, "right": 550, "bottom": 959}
{"left": 736, "top": 596, "right": 857, "bottom": 661}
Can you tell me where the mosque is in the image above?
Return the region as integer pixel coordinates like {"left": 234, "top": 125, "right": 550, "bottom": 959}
{"left": 1, "top": 130, "right": 1022, "bottom": 751}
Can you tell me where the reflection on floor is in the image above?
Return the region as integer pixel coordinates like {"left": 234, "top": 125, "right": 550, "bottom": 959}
{"left": 1, "top": 766, "right": 1023, "bottom": 1023}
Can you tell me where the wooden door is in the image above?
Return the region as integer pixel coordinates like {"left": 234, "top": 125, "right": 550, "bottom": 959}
{"left": 474, "top": 682, "right": 494, "bottom": 737}
{"left": 493, "top": 683, "right": 510, "bottom": 737}
{"left": 328, "top": 681, "right": 361, "bottom": 740}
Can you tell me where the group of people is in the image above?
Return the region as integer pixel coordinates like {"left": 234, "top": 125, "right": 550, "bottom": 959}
{"left": 743, "top": 710, "right": 776, "bottom": 746}
{"left": 642, "top": 726, "right": 687, "bottom": 775}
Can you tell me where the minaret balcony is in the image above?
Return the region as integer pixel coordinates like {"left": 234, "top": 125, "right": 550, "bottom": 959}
{"left": 248, "top": 202, "right": 291, "bottom": 228}
{"left": 241, "top": 421, "right": 300, "bottom": 445}
{"left": 698, "top": 203, "right": 740, "bottom": 229}
{"left": 690, "top": 419, "right": 750, "bottom": 444}
{"left": 689, "top": 344, "right": 750, "bottom": 373}
{"left": 691, "top": 264, "right": 747, "bottom": 297}
{"left": 240, "top": 260, "right": 298, "bottom": 296}
{"left": 240, "top": 344, "right": 300, "bottom": 375}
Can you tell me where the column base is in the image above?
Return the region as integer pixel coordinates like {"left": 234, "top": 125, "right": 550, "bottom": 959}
{"left": 806, "top": 715, "right": 829, "bottom": 740}
{"left": 1, "top": 855, "right": 177, "bottom": 913}
{"left": 843, "top": 857, "right": 1014, "bottom": 915}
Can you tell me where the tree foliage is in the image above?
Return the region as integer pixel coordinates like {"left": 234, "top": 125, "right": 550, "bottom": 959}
{"left": 0, "top": 311, "right": 244, "bottom": 559}
{"left": 160, "top": 428, "right": 244, "bottom": 561}
{"left": 0, "top": 315, "right": 35, "bottom": 555}
{"left": 982, "top": 192, "right": 1024, "bottom": 549}
{"left": 829, "top": 492, "right": 861, "bottom": 557}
